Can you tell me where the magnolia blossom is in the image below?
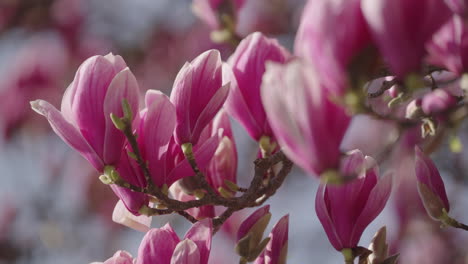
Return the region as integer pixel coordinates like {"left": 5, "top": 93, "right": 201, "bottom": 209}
{"left": 361, "top": 0, "right": 451, "bottom": 76}
{"left": 414, "top": 147, "right": 450, "bottom": 220}
{"left": 171, "top": 49, "right": 229, "bottom": 146}
{"left": 261, "top": 60, "right": 350, "bottom": 177}
{"left": 136, "top": 220, "right": 212, "bottom": 264}
{"left": 315, "top": 155, "right": 392, "bottom": 251}
{"left": 31, "top": 53, "right": 140, "bottom": 171}
{"left": 295, "top": 0, "right": 369, "bottom": 95}
{"left": 224, "top": 32, "right": 291, "bottom": 141}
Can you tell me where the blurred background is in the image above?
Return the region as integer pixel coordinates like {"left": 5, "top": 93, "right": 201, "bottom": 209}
{"left": 2, "top": 0, "right": 468, "bottom": 263}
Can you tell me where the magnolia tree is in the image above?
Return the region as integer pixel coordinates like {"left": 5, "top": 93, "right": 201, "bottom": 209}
{"left": 26, "top": 0, "right": 468, "bottom": 263}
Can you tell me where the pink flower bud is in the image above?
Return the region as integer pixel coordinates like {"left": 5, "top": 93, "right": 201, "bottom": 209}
{"left": 236, "top": 205, "right": 272, "bottom": 262}
{"left": 261, "top": 60, "right": 350, "bottom": 177}
{"left": 136, "top": 220, "right": 212, "bottom": 264}
{"left": 315, "top": 157, "right": 392, "bottom": 251}
{"left": 427, "top": 16, "right": 468, "bottom": 74}
{"left": 171, "top": 49, "right": 229, "bottom": 146}
{"left": 295, "top": 0, "right": 370, "bottom": 95}
{"left": 205, "top": 110, "right": 237, "bottom": 193}
{"left": 237, "top": 205, "right": 271, "bottom": 242}
{"left": 91, "top": 250, "right": 133, "bottom": 264}
{"left": 361, "top": 0, "right": 451, "bottom": 76}
{"left": 31, "top": 54, "right": 140, "bottom": 171}
{"left": 192, "top": 0, "right": 245, "bottom": 29}
{"left": 224, "top": 32, "right": 291, "bottom": 141}
{"left": 421, "top": 89, "right": 457, "bottom": 115}
{"left": 255, "top": 214, "right": 289, "bottom": 264}
{"left": 414, "top": 147, "right": 450, "bottom": 220}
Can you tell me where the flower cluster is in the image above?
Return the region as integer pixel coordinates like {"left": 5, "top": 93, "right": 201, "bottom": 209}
{"left": 28, "top": 0, "right": 468, "bottom": 263}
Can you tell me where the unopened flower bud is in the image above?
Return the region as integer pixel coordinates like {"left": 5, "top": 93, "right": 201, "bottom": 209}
{"left": 414, "top": 147, "right": 450, "bottom": 221}
{"left": 236, "top": 205, "right": 272, "bottom": 260}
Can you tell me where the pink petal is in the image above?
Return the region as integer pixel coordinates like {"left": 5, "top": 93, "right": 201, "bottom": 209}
{"left": 171, "top": 62, "right": 193, "bottom": 144}
{"left": 184, "top": 219, "right": 212, "bottom": 264}
{"left": 295, "top": 0, "right": 368, "bottom": 95}
{"left": 361, "top": 0, "right": 451, "bottom": 76}
{"left": 112, "top": 200, "right": 152, "bottom": 232}
{"left": 70, "top": 55, "right": 117, "bottom": 158}
{"left": 190, "top": 82, "right": 230, "bottom": 145}
{"left": 223, "top": 63, "right": 262, "bottom": 140}
{"left": 171, "top": 50, "right": 224, "bottom": 145}
{"left": 139, "top": 91, "right": 176, "bottom": 187}
{"left": 30, "top": 99, "right": 104, "bottom": 170}
{"left": 264, "top": 214, "right": 289, "bottom": 264}
{"left": 103, "top": 68, "right": 140, "bottom": 165}
{"left": 104, "top": 53, "right": 127, "bottom": 72}
{"left": 261, "top": 60, "right": 349, "bottom": 177}
{"left": 136, "top": 223, "right": 181, "bottom": 264}
{"left": 226, "top": 32, "right": 291, "bottom": 140}
{"left": 351, "top": 171, "right": 393, "bottom": 246}
{"left": 170, "top": 239, "right": 201, "bottom": 264}
{"left": 315, "top": 184, "right": 343, "bottom": 251}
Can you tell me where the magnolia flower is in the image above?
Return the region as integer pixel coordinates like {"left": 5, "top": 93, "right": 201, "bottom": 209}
{"left": 136, "top": 220, "right": 212, "bottom": 264}
{"left": 414, "top": 147, "right": 450, "bottom": 220}
{"left": 315, "top": 156, "right": 392, "bottom": 251}
{"left": 295, "top": 0, "right": 369, "bottom": 95}
{"left": 224, "top": 32, "right": 291, "bottom": 141}
{"left": 31, "top": 53, "right": 140, "bottom": 171}
{"left": 361, "top": 0, "right": 451, "bottom": 76}
{"left": 171, "top": 49, "right": 229, "bottom": 146}
{"left": 261, "top": 60, "right": 350, "bottom": 177}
